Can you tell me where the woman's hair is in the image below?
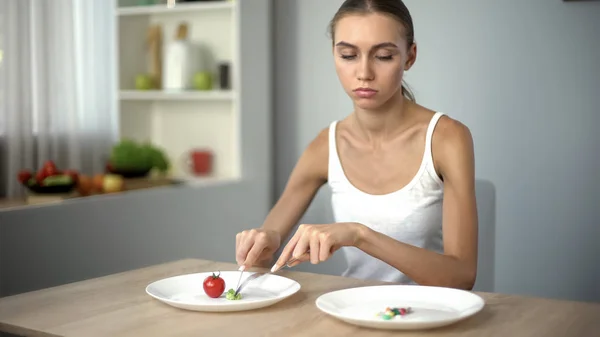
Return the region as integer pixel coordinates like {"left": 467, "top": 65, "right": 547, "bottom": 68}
{"left": 328, "top": 0, "right": 416, "bottom": 102}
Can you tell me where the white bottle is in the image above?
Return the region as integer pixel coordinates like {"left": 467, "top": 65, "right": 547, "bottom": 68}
{"left": 163, "top": 23, "right": 192, "bottom": 91}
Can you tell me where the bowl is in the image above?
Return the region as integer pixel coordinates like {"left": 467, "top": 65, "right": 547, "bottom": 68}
{"left": 24, "top": 182, "right": 77, "bottom": 194}
{"left": 106, "top": 166, "right": 152, "bottom": 178}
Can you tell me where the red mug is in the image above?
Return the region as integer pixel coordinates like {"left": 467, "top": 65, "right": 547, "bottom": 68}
{"left": 183, "top": 149, "right": 213, "bottom": 176}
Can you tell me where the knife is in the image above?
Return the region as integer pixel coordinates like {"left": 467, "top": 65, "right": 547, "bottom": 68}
{"left": 233, "top": 250, "right": 310, "bottom": 297}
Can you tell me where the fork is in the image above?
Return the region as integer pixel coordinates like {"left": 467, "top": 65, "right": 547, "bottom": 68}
{"left": 233, "top": 250, "right": 309, "bottom": 297}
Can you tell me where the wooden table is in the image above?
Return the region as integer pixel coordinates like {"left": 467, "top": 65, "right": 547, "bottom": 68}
{"left": 0, "top": 259, "right": 598, "bottom": 336}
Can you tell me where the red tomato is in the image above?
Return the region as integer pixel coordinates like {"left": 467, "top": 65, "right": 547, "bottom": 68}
{"left": 36, "top": 170, "right": 47, "bottom": 185}
{"left": 43, "top": 165, "right": 58, "bottom": 177}
{"left": 203, "top": 272, "right": 225, "bottom": 298}
{"left": 43, "top": 160, "right": 56, "bottom": 169}
{"left": 17, "top": 170, "right": 32, "bottom": 184}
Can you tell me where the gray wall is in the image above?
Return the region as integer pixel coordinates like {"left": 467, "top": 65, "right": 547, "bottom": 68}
{"left": 0, "top": 0, "right": 272, "bottom": 297}
{"left": 274, "top": 0, "right": 600, "bottom": 302}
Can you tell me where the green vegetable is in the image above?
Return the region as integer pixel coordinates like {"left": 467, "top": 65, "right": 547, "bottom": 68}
{"left": 43, "top": 175, "right": 73, "bottom": 186}
{"left": 109, "top": 139, "right": 169, "bottom": 173}
{"left": 142, "top": 143, "right": 169, "bottom": 172}
{"left": 225, "top": 289, "right": 242, "bottom": 301}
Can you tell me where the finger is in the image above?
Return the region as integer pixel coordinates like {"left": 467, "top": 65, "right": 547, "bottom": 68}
{"left": 271, "top": 228, "right": 303, "bottom": 271}
{"left": 309, "top": 232, "right": 320, "bottom": 264}
{"left": 319, "top": 232, "right": 334, "bottom": 262}
{"left": 287, "top": 260, "right": 302, "bottom": 267}
{"left": 276, "top": 236, "right": 299, "bottom": 267}
{"left": 235, "top": 231, "right": 254, "bottom": 267}
{"left": 293, "top": 228, "right": 311, "bottom": 259}
{"left": 235, "top": 232, "right": 241, "bottom": 258}
{"left": 235, "top": 233, "right": 245, "bottom": 265}
{"left": 287, "top": 253, "right": 309, "bottom": 268}
{"left": 243, "top": 243, "right": 266, "bottom": 270}
{"left": 242, "top": 230, "right": 273, "bottom": 269}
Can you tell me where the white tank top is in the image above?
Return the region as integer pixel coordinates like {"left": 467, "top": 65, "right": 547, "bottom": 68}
{"left": 327, "top": 112, "right": 445, "bottom": 283}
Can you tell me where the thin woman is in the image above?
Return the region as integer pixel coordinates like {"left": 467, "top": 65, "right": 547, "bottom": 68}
{"left": 235, "top": 0, "right": 478, "bottom": 290}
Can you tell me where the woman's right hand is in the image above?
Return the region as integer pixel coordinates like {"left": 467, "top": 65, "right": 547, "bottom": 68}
{"left": 235, "top": 228, "right": 282, "bottom": 270}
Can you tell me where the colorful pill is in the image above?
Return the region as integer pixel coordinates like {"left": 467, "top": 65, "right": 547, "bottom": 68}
{"left": 379, "top": 307, "right": 413, "bottom": 319}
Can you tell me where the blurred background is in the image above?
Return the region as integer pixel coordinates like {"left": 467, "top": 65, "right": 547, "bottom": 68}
{"left": 0, "top": 0, "right": 598, "bottom": 305}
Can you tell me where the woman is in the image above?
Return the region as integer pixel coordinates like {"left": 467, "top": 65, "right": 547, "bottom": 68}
{"left": 235, "top": 0, "right": 478, "bottom": 290}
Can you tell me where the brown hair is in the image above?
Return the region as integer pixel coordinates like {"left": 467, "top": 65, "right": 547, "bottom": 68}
{"left": 328, "top": 0, "right": 416, "bottom": 101}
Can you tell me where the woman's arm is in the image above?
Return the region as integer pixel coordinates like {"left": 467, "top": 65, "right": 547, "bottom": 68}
{"left": 355, "top": 118, "right": 478, "bottom": 290}
{"left": 237, "top": 128, "right": 329, "bottom": 269}
{"left": 261, "top": 129, "right": 329, "bottom": 242}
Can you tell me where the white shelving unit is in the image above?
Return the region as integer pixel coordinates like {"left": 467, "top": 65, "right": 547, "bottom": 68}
{"left": 119, "top": 89, "right": 234, "bottom": 101}
{"left": 117, "top": 1, "right": 233, "bottom": 16}
{"left": 115, "top": 0, "right": 240, "bottom": 184}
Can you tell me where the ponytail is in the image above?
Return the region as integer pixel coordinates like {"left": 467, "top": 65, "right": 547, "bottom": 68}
{"left": 401, "top": 81, "right": 415, "bottom": 102}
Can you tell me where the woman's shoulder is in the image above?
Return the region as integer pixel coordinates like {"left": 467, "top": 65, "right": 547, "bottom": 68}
{"left": 411, "top": 104, "right": 471, "bottom": 142}
{"left": 420, "top": 107, "right": 474, "bottom": 179}
{"left": 430, "top": 112, "right": 472, "bottom": 148}
{"left": 305, "top": 117, "right": 349, "bottom": 152}
{"left": 299, "top": 118, "right": 349, "bottom": 172}
{"left": 298, "top": 125, "right": 331, "bottom": 172}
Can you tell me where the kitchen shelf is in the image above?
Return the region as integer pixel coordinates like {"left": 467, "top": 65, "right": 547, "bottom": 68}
{"left": 117, "top": 1, "right": 233, "bottom": 17}
{"left": 119, "top": 90, "right": 235, "bottom": 101}
{"left": 115, "top": 0, "right": 242, "bottom": 184}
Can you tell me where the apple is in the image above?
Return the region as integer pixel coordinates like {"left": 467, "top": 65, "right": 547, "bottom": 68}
{"left": 193, "top": 72, "right": 212, "bottom": 90}
{"left": 103, "top": 174, "right": 124, "bottom": 193}
{"left": 92, "top": 174, "right": 104, "bottom": 192}
{"left": 77, "top": 175, "right": 93, "bottom": 196}
{"left": 135, "top": 74, "right": 153, "bottom": 90}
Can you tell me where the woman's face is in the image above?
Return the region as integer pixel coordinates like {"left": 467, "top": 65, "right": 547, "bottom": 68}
{"left": 333, "top": 13, "right": 416, "bottom": 110}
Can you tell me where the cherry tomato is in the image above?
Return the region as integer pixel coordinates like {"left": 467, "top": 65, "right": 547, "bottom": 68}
{"left": 203, "top": 272, "right": 225, "bottom": 298}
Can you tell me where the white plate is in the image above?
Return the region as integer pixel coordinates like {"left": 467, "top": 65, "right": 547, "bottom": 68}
{"left": 315, "top": 285, "right": 485, "bottom": 330}
{"left": 146, "top": 271, "right": 301, "bottom": 312}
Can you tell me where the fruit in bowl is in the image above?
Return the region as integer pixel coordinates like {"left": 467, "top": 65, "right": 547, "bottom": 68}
{"left": 17, "top": 161, "right": 78, "bottom": 194}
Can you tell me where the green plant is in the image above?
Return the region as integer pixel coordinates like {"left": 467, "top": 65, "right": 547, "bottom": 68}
{"left": 109, "top": 139, "right": 169, "bottom": 173}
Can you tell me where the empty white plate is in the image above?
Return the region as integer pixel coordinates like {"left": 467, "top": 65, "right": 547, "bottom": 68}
{"left": 315, "top": 285, "right": 485, "bottom": 330}
{"left": 146, "top": 271, "right": 301, "bottom": 312}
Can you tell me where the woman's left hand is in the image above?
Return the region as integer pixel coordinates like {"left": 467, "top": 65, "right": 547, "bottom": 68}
{"left": 271, "top": 222, "right": 365, "bottom": 271}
